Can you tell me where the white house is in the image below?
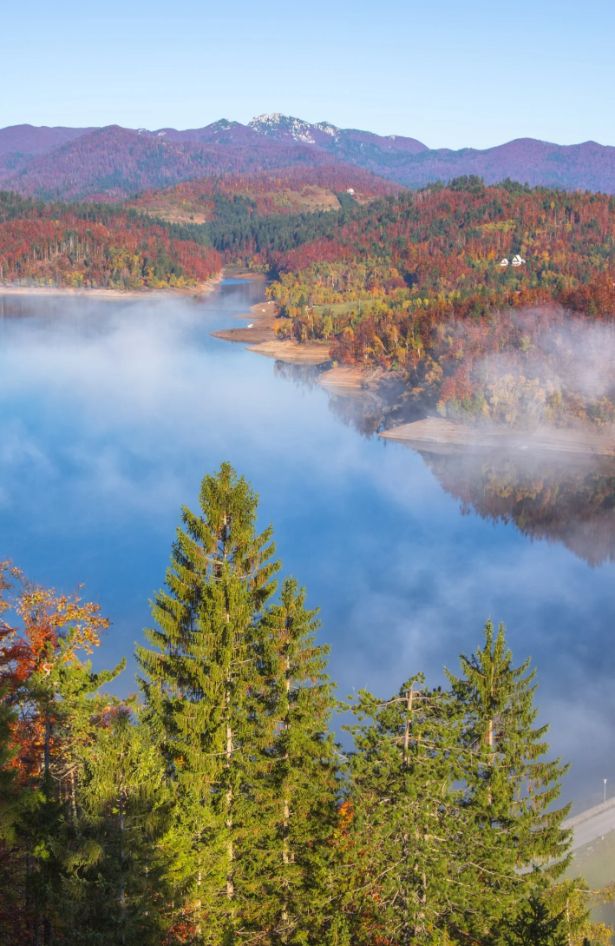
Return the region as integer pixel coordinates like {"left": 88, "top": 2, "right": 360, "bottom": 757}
{"left": 346, "top": 188, "right": 356, "bottom": 196}
{"left": 499, "top": 258, "right": 510, "bottom": 267}
{"left": 511, "top": 254, "right": 526, "bottom": 266}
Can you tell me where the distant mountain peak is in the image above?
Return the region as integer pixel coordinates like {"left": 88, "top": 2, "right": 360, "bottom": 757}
{"left": 314, "top": 121, "right": 339, "bottom": 138}
{"left": 249, "top": 113, "right": 329, "bottom": 145}
{"left": 207, "top": 119, "right": 234, "bottom": 131}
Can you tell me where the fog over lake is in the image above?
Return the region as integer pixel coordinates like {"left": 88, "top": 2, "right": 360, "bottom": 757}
{"left": 1, "top": 277, "right": 614, "bottom": 811}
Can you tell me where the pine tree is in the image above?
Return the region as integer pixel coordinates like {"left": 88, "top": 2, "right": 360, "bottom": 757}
{"left": 137, "top": 463, "right": 279, "bottom": 944}
{"left": 66, "top": 706, "right": 174, "bottom": 946}
{"left": 445, "top": 621, "right": 571, "bottom": 943}
{"left": 344, "top": 675, "right": 462, "bottom": 946}
{"left": 504, "top": 895, "right": 568, "bottom": 946}
{"left": 257, "top": 578, "right": 340, "bottom": 944}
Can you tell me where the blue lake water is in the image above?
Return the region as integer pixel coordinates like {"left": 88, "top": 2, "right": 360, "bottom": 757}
{"left": 1, "top": 276, "right": 614, "bottom": 810}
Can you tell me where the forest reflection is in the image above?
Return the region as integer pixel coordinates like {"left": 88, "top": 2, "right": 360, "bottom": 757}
{"left": 276, "top": 359, "right": 615, "bottom": 566}
{"left": 417, "top": 447, "right": 615, "bottom": 567}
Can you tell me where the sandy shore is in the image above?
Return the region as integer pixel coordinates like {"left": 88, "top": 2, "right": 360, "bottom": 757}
{"left": 319, "top": 364, "right": 380, "bottom": 395}
{"left": 213, "top": 302, "right": 393, "bottom": 394}
{"left": 213, "top": 299, "right": 332, "bottom": 366}
{"left": 213, "top": 299, "right": 279, "bottom": 344}
{"left": 0, "top": 272, "right": 223, "bottom": 300}
{"left": 249, "top": 338, "right": 331, "bottom": 365}
{"left": 381, "top": 417, "right": 615, "bottom": 457}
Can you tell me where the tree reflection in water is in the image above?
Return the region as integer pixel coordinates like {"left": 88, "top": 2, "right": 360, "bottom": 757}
{"left": 418, "top": 447, "right": 615, "bottom": 567}
{"left": 275, "top": 358, "right": 615, "bottom": 565}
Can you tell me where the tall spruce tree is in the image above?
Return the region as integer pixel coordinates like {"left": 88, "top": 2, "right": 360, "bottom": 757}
{"left": 257, "top": 578, "right": 340, "bottom": 944}
{"left": 66, "top": 706, "right": 174, "bottom": 946}
{"left": 445, "top": 621, "right": 571, "bottom": 943}
{"left": 344, "top": 675, "right": 462, "bottom": 946}
{"left": 137, "top": 463, "right": 280, "bottom": 944}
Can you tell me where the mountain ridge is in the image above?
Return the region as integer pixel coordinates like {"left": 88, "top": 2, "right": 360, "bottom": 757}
{"left": 1, "top": 114, "right": 614, "bottom": 199}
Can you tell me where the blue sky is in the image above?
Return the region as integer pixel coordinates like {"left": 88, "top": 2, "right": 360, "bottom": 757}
{"left": 2, "top": 0, "right": 614, "bottom": 147}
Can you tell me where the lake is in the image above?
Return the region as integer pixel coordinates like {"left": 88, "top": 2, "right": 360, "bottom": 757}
{"left": 1, "top": 276, "right": 614, "bottom": 811}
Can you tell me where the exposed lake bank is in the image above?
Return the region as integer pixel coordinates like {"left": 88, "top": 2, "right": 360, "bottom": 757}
{"left": 214, "top": 291, "right": 615, "bottom": 460}
{"left": 381, "top": 417, "right": 615, "bottom": 458}
{"left": 0, "top": 271, "right": 224, "bottom": 299}
{"left": 213, "top": 295, "right": 392, "bottom": 398}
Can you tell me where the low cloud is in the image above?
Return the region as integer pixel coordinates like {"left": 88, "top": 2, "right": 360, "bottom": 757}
{"left": 1, "top": 287, "right": 613, "bottom": 810}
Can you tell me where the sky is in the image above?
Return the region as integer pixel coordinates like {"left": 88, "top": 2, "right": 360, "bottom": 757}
{"left": 1, "top": 0, "right": 615, "bottom": 149}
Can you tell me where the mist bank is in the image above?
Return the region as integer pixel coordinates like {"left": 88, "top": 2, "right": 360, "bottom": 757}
{"left": 268, "top": 334, "right": 615, "bottom": 568}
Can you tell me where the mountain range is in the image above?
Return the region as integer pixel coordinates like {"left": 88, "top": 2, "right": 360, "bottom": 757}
{"left": 1, "top": 113, "right": 614, "bottom": 200}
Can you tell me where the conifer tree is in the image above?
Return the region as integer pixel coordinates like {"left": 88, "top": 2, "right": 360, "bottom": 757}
{"left": 257, "top": 578, "right": 340, "bottom": 944}
{"left": 504, "top": 895, "right": 568, "bottom": 946}
{"left": 137, "top": 463, "right": 280, "bottom": 944}
{"left": 66, "top": 706, "right": 174, "bottom": 946}
{"left": 445, "top": 621, "right": 571, "bottom": 943}
{"left": 344, "top": 675, "right": 462, "bottom": 945}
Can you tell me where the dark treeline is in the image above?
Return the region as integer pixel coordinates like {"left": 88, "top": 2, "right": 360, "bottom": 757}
{"left": 0, "top": 464, "right": 611, "bottom": 946}
{"left": 205, "top": 199, "right": 365, "bottom": 259}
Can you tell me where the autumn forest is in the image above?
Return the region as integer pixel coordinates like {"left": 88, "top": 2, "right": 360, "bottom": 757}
{"left": 2, "top": 137, "right": 615, "bottom": 946}
{"left": 2, "top": 175, "right": 615, "bottom": 431}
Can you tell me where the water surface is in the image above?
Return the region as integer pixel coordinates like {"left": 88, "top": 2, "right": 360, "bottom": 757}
{"left": 1, "top": 277, "right": 613, "bottom": 810}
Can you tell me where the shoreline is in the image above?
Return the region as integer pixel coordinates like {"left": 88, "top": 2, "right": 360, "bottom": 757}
{"left": 213, "top": 299, "right": 393, "bottom": 400}
{"left": 381, "top": 417, "right": 615, "bottom": 458}
{"left": 6, "top": 271, "right": 613, "bottom": 460}
{"left": 0, "top": 271, "right": 224, "bottom": 300}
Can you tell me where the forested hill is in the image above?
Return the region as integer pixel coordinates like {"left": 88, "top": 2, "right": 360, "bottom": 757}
{"left": 130, "top": 165, "right": 400, "bottom": 224}
{"left": 0, "top": 192, "right": 221, "bottom": 289}
{"left": 267, "top": 179, "right": 615, "bottom": 332}
{"left": 0, "top": 169, "right": 397, "bottom": 290}
{"left": 260, "top": 179, "right": 615, "bottom": 428}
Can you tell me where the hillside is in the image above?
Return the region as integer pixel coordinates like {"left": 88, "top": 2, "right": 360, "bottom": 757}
{"left": 0, "top": 193, "right": 221, "bottom": 289}
{"left": 0, "top": 124, "right": 337, "bottom": 201}
{"left": 1, "top": 115, "right": 614, "bottom": 199}
{"left": 130, "top": 165, "right": 400, "bottom": 224}
{"left": 258, "top": 180, "right": 615, "bottom": 430}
